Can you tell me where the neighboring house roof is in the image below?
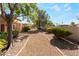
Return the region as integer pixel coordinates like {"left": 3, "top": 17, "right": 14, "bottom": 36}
{"left": 21, "top": 19, "right": 33, "bottom": 25}
{"left": 14, "top": 19, "right": 22, "bottom": 23}
{"left": 17, "top": 16, "right": 33, "bottom": 25}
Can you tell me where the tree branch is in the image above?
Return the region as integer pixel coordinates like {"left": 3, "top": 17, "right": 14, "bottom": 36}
{"left": 8, "top": 3, "right": 12, "bottom": 11}
{"left": 0, "top": 3, "right": 5, "bottom": 16}
{"left": 8, "top": 3, "right": 18, "bottom": 15}
{"left": 0, "top": 3, "right": 6, "bottom": 19}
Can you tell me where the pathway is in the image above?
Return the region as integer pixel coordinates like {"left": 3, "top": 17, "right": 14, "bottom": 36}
{"left": 16, "top": 32, "right": 64, "bottom": 56}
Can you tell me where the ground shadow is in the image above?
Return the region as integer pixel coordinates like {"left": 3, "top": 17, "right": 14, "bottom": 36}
{"left": 27, "top": 30, "right": 39, "bottom": 34}
{"left": 50, "top": 38, "right": 79, "bottom": 50}
{"left": 27, "top": 29, "right": 45, "bottom": 34}
{"left": 14, "top": 35, "right": 29, "bottom": 42}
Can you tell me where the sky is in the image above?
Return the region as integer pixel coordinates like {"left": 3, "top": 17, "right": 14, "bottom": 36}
{"left": 37, "top": 3, "right": 79, "bottom": 25}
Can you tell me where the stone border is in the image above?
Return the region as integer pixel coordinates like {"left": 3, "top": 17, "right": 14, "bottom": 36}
{"left": 16, "top": 35, "right": 31, "bottom": 56}
{"left": 42, "top": 33, "right": 65, "bottom": 56}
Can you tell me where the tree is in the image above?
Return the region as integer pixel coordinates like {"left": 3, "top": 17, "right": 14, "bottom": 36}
{"left": 46, "top": 20, "right": 54, "bottom": 27}
{"left": 28, "top": 4, "right": 38, "bottom": 28}
{"left": 36, "top": 9, "right": 50, "bottom": 30}
{"left": 71, "top": 22, "right": 75, "bottom": 26}
{"left": 0, "top": 3, "right": 38, "bottom": 51}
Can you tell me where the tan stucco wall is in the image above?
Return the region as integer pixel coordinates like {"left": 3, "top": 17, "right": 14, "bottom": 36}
{"left": 0, "top": 17, "right": 23, "bottom": 32}
{"left": 0, "top": 17, "right": 7, "bottom": 32}
{"left": 13, "top": 20, "right": 23, "bottom": 32}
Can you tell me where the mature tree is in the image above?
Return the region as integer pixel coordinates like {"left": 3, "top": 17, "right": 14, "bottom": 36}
{"left": 29, "top": 5, "right": 38, "bottom": 28}
{"left": 46, "top": 20, "right": 54, "bottom": 27}
{"left": 36, "top": 9, "right": 50, "bottom": 30}
{"left": 71, "top": 22, "right": 75, "bottom": 26}
{"left": 0, "top": 3, "right": 38, "bottom": 51}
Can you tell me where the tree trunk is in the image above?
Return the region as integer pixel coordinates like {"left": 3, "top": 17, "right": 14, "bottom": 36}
{"left": 1, "top": 21, "right": 12, "bottom": 52}
{"left": 38, "top": 19, "right": 41, "bottom": 30}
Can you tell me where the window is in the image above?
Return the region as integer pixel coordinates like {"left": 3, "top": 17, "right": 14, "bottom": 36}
{"left": 1, "top": 24, "right": 5, "bottom": 32}
{"left": 12, "top": 24, "right": 16, "bottom": 30}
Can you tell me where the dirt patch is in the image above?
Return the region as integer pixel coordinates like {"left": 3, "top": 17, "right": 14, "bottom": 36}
{"left": 50, "top": 38, "right": 78, "bottom": 50}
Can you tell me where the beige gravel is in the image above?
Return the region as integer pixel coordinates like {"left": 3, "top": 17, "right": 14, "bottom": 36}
{"left": 18, "top": 32, "right": 63, "bottom": 56}
{"left": 5, "top": 33, "right": 28, "bottom": 56}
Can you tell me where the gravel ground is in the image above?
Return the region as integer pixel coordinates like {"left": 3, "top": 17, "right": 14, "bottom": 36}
{"left": 5, "top": 31, "right": 79, "bottom": 56}
{"left": 5, "top": 33, "right": 28, "bottom": 56}
{"left": 18, "top": 32, "right": 63, "bottom": 56}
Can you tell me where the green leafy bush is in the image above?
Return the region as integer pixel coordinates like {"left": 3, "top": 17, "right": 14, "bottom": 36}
{"left": 22, "top": 27, "right": 30, "bottom": 32}
{"left": 0, "top": 32, "right": 7, "bottom": 49}
{"left": 12, "top": 30, "right": 19, "bottom": 38}
{"left": 0, "top": 39, "right": 6, "bottom": 48}
{"left": 51, "top": 27, "right": 72, "bottom": 37}
{"left": 0, "top": 32, "right": 8, "bottom": 39}
{"left": 46, "top": 28, "right": 53, "bottom": 33}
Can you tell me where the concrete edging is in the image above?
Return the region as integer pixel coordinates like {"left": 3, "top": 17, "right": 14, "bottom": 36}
{"left": 16, "top": 36, "right": 31, "bottom": 56}
{"left": 42, "top": 33, "right": 65, "bottom": 56}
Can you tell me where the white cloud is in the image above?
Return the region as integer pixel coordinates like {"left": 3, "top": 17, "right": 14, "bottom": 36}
{"left": 65, "top": 7, "right": 72, "bottom": 11}
{"left": 64, "top": 4, "right": 72, "bottom": 11}
{"left": 76, "top": 13, "right": 79, "bottom": 20}
{"left": 64, "top": 4, "right": 69, "bottom": 7}
{"left": 76, "top": 13, "right": 79, "bottom": 16}
{"left": 52, "top": 5, "right": 61, "bottom": 11}
{"left": 50, "top": 16, "right": 53, "bottom": 19}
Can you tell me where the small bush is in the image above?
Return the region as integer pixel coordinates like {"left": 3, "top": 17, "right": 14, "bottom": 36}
{"left": 0, "top": 32, "right": 7, "bottom": 49}
{"left": 46, "top": 28, "right": 53, "bottom": 33}
{"left": 0, "top": 39, "right": 6, "bottom": 48}
{"left": 52, "top": 27, "right": 72, "bottom": 37}
{"left": 22, "top": 27, "right": 30, "bottom": 32}
{"left": 12, "top": 30, "right": 19, "bottom": 38}
{"left": 0, "top": 32, "right": 8, "bottom": 39}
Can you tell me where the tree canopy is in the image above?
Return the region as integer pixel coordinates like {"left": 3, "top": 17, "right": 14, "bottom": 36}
{"left": 0, "top": 3, "right": 39, "bottom": 51}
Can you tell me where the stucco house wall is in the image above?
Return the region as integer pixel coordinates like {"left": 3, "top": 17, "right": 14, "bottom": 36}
{"left": 0, "top": 16, "right": 23, "bottom": 32}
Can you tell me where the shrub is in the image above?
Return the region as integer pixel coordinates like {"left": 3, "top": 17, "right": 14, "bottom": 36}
{"left": 0, "top": 32, "right": 7, "bottom": 49}
{"left": 0, "top": 32, "right": 8, "bottom": 39}
{"left": 51, "top": 27, "right": 72, "bottom": 37}
{"left": 46, "top": 28, "right": 53, "bottom": 33}
{"left": 0, "top": 39, "right": 6, "bottom": 48}
{"left": 12, "top": 30, "right": 19, "bottom": 38}
{"left": 46, "top": 26, "right": 54, "bottom": 33}
{"left": 22, "top": 27, "right": 30, "bottom": 32}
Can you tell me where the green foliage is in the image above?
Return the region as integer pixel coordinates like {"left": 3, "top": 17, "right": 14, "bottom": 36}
{"left": 35, "top": 9, "right": 50, "bottom": 30}
{"left": 22, "top": 27, "right": 30, "bottom": 32}
{"left": 12, "top": 30, "right": 19, "bottom": 38}
{"left": 0, "top": 32, "right": 7, "bottom": 49}
{"left": 46, "top": 27, "right": 53, "bottom": 33}
{"left": 0, "top": 32, "right": 8, "bottom": 39}
{"left": 46, "top": 20, "right": 54, "bottom": 26}
{"left": 15, "top": 3, "right": 38, "bottom": 17}
{"left": 0, "top": 39, "right": 6, "bottom": 48}
{"left": 51, "top": 27, "right": 72, "bottom": 37}
{"left": 46, "top": 27, "right": 72, "bottom": 37}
